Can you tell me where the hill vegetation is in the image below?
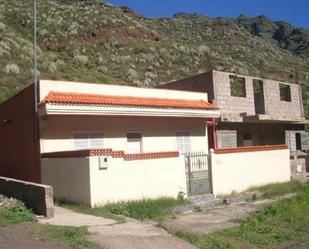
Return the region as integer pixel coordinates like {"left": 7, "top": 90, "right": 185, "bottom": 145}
{"left": 0, "top": 0, "right": 308, "bottom": 115}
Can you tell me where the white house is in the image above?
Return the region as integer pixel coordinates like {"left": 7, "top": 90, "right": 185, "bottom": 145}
{"left": 38, "top": 80, "right": 220, "bottom": 206}
{"left": 0, "top": 79, "right": 292, "bottom": 207}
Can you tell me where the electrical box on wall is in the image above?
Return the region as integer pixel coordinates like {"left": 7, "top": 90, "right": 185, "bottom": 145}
{"left": 98, "top": 156, "right": 109, "bottom": 170}
{"left": 296, "top": 164, "right": 303, "bottom": 173}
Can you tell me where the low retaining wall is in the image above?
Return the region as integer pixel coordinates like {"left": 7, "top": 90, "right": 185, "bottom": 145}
{"left": 41, "top": 154, "right": 187, "bottom": 207}
{"left": 211, "top": 145, "right": 291, "bottom": 195}
{"left": 0, "top": 177, "right": 54, "bottom": 218}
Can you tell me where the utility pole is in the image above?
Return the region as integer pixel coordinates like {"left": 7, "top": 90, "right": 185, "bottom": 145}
{"left": 33, "top": 0, "right": 38, "bottom": 112}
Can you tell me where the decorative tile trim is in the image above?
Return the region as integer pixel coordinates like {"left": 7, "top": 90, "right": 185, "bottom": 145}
{"left": 41, "top": 149, "right": 179, "bottom": 161}
{"left": 214, "top": 144, "right": 288, "bottom": 154}
{"left": 123, "top": 151, "right": 179, "bottom": 161}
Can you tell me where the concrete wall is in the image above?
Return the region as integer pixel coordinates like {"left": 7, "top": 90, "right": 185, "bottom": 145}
{"left": 263, "top": 79, "right": 303, "bottom": 118}
{"left": 41, "top": 157, "right": 92, "bottom": 205}
{"left": 89, "top": 156, "right": 187, "bottom": 206}
{"left": 0, "top": 84, "right": 41, "bottom": 183}
{"left": 212, "top": 71, "right": 304, "bottom": 120}
{"left": 0, "top": 177, "right": 54, "bottom": 218}
{"left": 159, "top": 70, "right": 305, "bottom": 121}
{"left": 41, "top": 156, "right": 187, "bottom": 206}
{"left": 40, "top": 116, "right": 208, "bottom": 154}
{"left": 211, "top": 148, "right": 291, "bottom": 195}
{"left": 212, "top": 71, "right": 256, "bottom": 119}
{"left": 290, "top": 156, "right": 309, "bottom": 182}
{"left": 39, "top": 80, "right": 208, "bottom": 102}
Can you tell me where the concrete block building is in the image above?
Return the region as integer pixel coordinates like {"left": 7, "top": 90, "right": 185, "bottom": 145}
{"left": 160, "top": 70, "right": 309, "bottom": 180}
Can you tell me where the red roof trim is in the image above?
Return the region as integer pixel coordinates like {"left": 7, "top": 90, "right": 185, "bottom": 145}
{"left": 214, "top": 144, "right": 288, "bottom": 154}
{"left": 40, "top": 91, "right": 218, "bottom": 110}
{"left": 41, "top": 149, "right": 179, "bottom": 161}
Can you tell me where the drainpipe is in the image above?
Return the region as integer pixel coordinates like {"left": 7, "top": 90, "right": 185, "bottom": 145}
{"left": 212, "top": 118, "right": 218, "bottom": 150}
{"left": 206, "top": 118, "right": 218, "bottom": 151}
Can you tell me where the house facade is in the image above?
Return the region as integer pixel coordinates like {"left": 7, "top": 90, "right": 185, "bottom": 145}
{"left": 160, "top": 70, "right": 309, "bottom": 180}
{"left": 0, "top": 80, "right": 222, "bottom": 205}
{"left": 0, "top": 77, "right": 294, "bottom": 205}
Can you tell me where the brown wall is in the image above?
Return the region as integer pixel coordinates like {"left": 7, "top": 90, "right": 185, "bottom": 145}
{"left": 0, "top": 84, "right": 41, "bottom": 183}
{"left": 159, "top": 71, "right": 215, "bottom": 102}
{"left": 217, "top": 122, "right": 304, "bottom": 147}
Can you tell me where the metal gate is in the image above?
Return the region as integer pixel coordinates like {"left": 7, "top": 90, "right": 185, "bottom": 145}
{"left": 184, "top": 152, "right": 211, "bottom": 196}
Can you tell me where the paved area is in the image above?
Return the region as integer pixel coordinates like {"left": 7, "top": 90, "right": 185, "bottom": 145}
{"left": 39, "top": 206, "right": 198, "bottom": 249}
{"left": 39, "top": 206, "right": 116, "bottom": 227}
{"left": 161, "top": 199, "right": 276, "bottom": 235}
{"left": 38, "top": 198, "right": 282, "bottom": 249}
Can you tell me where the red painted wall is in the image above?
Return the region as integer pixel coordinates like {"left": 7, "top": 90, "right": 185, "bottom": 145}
{"left": 0, "top": 84, "right": 41, "bottom": 183}
{"left": 158, "top": 71, "right": 215, "bottom": 102}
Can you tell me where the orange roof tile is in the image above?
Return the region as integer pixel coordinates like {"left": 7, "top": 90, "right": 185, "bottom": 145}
{"left": 41, "top": 91, "right": 218, "bottom": 110}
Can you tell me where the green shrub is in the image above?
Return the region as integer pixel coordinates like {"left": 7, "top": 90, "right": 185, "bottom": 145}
{"left": 0, "top": 205, "right": 34, "bottom": 226}
{"left": 60, "top": 197, "right": 188, "bottom": 221}
{"left": 248, "top": 181, "right": 307, "bottom": 198}
{"left": 36, "top": 224, "right": 100, "bottom": 249}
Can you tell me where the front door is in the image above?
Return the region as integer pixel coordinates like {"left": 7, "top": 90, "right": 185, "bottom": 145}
{"left": 185, "top": 152, "right": 211, "bottom": 195}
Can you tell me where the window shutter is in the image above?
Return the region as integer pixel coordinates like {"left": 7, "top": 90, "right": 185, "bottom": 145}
{"left": 126, "top": 133, "right": 142, "bottom": 154}
{"left": 301, "top": 132, "right": 309, "bottom": 150}
{"left": 73, "top": 133, "right": 89, "bottom": 150}
{"left": 217, "top": 130, "right": 237, "bottom": 148}
{"left": 73, "top": 131, "right": 104, "bottom": 150}
{"left": 89, "top": 132, "right": 104, "bottom": 149}
{"left": 176, "top": 132, "right": 191, "bottom": 154}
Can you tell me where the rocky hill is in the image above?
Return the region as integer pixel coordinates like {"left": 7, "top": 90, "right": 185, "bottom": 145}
{"left": 0, "top": 0, "right": 308, "bottom": 115}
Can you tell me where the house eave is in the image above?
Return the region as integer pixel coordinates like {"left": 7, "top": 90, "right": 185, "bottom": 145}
{"left": 39, "top": 103, "right": 220, "bottom": 119}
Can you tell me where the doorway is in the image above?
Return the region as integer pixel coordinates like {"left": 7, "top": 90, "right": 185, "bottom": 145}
{"left": 253, "top": 79, "right": 265, "bottom": 115}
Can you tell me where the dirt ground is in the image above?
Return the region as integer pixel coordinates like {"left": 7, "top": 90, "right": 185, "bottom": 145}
{"left": 0, "top": 224, "right": 66, "bottom": 249}
{"left": 284, "top": 235, "right": 309, "bottom": 249}
{"left": 161, "top": 199, "right": 276, "bottom": 235}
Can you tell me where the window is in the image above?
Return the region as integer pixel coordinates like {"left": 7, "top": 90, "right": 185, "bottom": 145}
{"left": 126, "top": 132, "right": 142, "bottom": 154}
{"left": 229, "top": 75, "right": 246, "bottom": 97}
{"left": 73, "top": 131, "right": 104, "bottom": 150}
{"left": 253, "top": 79, "right": 265, "bottom": 114}
{"left": 176, "top": 132, "right": 191, "bottom": 154}
{"left": 279, "top": 83, "right": 291, "bottom": 102}
{"left": 286, "top": 131, "right": 309, "bottom": 152}
{"left": 217, "top": 130, "right": 237, "bottom": 148}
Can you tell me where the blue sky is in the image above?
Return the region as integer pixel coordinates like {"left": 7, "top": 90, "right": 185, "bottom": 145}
{"left": 107, "top": 0, "right": 309, "bottom": 29}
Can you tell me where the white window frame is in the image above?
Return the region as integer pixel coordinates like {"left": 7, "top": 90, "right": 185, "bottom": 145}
{"left": 176, "top": 131, "right": 192, "bottom": 155}
{"left": 126, "top": 131, "right": 143, "bottom": 154}
{"left": 72, "top": 130, "right": 104, "bottom": 150}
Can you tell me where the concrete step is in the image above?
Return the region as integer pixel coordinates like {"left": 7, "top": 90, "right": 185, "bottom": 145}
{"left": 173, "top": 194, "right": 223, "bottom": 214}
{"left": 187, "top": 194, "right": 215, "bottom": 204}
